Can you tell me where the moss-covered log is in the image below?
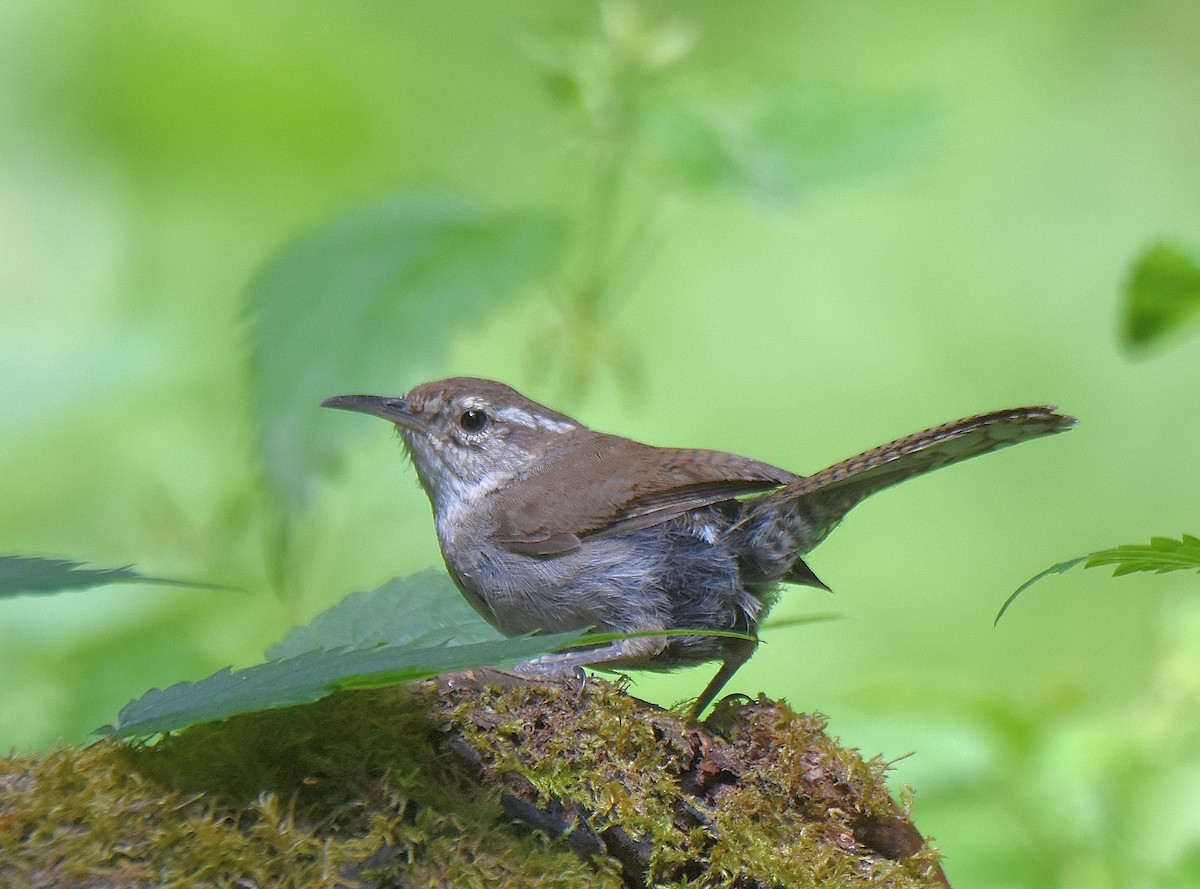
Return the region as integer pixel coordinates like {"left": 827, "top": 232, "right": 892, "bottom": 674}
{"left": 0, "top": 673, "right": 948, "bottom": 888}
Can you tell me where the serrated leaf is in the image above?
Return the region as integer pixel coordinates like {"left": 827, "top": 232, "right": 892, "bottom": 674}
{"left": 1083, "top": 535, "right": 1200, "bottom": 576}
{"left": 643, "top": 79, "right": 935, "bottom": 204}
{"left": 0, "top": 555, "right": 218, "bottom": 599}
{"left": 997, "top": 535, "right": 1200, "bottom": 623}
{"left": 105, "top": 629, "right": 584, "bottom": 739}
{"left": 246, "top": 191, "right": 566, "bottom": 511}
{"left": 106, "top": 570, "right": 580, "bottom": 737}
{"left": 994, "top": 557, "right": 1088, "bottom": 624}
{"left": 104, "top": 563, "right": 842, "bottom": 737}
{"left": 1123, "top": 242, "right": 1200, "bottom": 349}
{"left": 267, "top": 569, "right": 500, "bottom": 659}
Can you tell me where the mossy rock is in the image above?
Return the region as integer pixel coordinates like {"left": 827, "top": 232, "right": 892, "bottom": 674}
{"left": 0, "top": 673, "right": 948, "bottom": 888}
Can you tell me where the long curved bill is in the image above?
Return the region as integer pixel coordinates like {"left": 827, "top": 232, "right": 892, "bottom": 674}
{"left": 320, "top": 394, "right": 429, "bottom": 433}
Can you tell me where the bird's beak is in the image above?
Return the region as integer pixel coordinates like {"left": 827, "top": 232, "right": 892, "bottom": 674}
{"left": 320, "top": 394, "right": 429, "bottom": 433}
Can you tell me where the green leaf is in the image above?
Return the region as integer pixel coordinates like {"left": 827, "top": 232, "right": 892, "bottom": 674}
{"left": 267, "top": 569, "right": 501, "bottom": 659}
{"left": 1123, "top": 242, "right": 1200, "bottom": 349}
{"left": 106, "top": 570, "right": 584, "bottom": 737}
{"left": 997, "top": 535, "right": 1200, "bottom": 623}
{"left": 643, "top": 79, "right": 935, "bottom": 204}
{"left": 994, "top": 557, "right": 1088, "bottom": 624}
{"left": 1083, "top": 535, "right": 1200, "bottom": 576}
{"left": 103, "top": 564, "right": 838, "bottom": 737}
{"left": 105, "top": 629, "right": 584, "bottom": 739}
{"left": 0, "top": 555, "right": 218, "bottom": 599}
{"left": 246, "top": 191, "right": 566, "bottom": 511}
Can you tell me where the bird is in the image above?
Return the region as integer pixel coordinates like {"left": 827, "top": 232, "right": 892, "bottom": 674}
{"left": 323, "top": 378, "right": 1075, "bottom": 716}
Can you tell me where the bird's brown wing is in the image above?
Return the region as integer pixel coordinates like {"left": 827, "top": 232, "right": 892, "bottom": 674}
{"left": 494, "top": 434, "right": 797, "bottom": 557}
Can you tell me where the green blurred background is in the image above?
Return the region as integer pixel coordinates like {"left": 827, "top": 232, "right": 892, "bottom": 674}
{"left": 3, "top": 2, "right": 1198, "bottom": 886}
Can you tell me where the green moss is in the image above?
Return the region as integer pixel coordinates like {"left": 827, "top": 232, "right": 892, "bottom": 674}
{"left": 1, "top": 677, "right": 944, "bottom": 888}
{"left": 1, "top": 686, "right": 613, "bottom": 888}
{"left": 439, "top": 678, "right": 946, "bottom": 888}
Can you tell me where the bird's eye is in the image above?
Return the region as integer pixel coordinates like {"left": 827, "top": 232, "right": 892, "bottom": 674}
{"left": 458, "top": 409, "right": 489, "bottom": 433}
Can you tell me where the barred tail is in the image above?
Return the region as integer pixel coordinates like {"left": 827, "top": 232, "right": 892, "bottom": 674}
{"left": 739, "top": 406, "right": 1076, "bottom": 576}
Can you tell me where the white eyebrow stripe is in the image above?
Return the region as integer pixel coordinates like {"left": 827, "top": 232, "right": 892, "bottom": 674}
{"left": 493, "top": 406, "right": 577, "bottom": 433}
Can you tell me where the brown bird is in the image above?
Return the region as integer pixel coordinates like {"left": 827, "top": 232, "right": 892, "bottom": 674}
{"left": 323, "top": 378, "right": 1075, "bottom": 716}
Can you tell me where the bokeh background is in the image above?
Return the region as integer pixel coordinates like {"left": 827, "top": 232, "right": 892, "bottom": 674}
{"left": 3, "top": 2, "right": 1199, "bottom": 886}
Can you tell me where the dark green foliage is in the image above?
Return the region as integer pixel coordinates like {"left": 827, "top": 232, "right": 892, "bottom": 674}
{"left": 995, "top": 557, "right": 1089, "bottom": 624}
{"left": 106, "top": 629, "right": 583, "bottom": 738}
{"left": 1084, "top": 534, "right": 1200, "bottom": 576}
{"left": 267, "top": 569, "right": 502, "bottom": 658}
{"left": 107, "top": 571, "right": 584, "bottom": 738}
{"left": 106, "top": 567, "right": 813, "bottom": 739}
{"left": 1123, "top": 242, "right": 1200, "bottom": 350}
{"left": 0, "top": 555, "right": 215, "bottom": 599}
{"left": 997, "top": 535, "right": 1200, "bottom": 622}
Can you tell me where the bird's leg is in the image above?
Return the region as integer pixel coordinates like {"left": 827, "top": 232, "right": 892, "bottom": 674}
{"left": 688, "top": 636, "right": 757, "bottom": 721}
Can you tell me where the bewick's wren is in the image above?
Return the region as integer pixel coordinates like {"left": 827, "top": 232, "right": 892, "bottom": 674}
{"left": 323, "top": 378, "right": 1074, "bottom": 716}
